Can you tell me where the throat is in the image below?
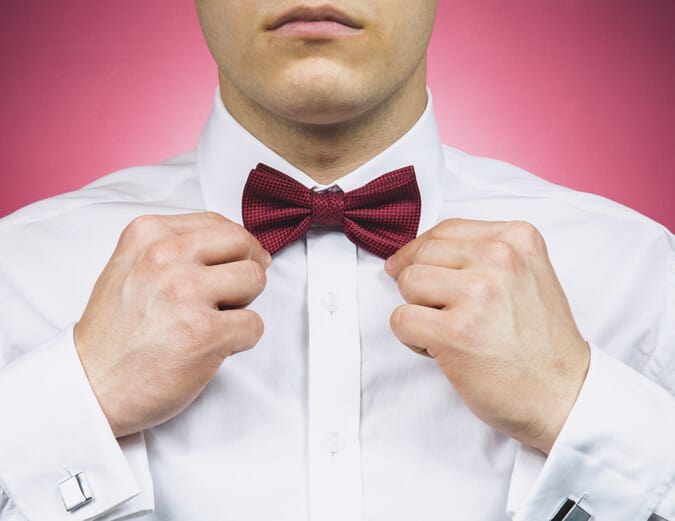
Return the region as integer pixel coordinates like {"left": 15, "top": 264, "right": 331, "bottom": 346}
{"left": 217, "top": 65, "right": 428, "bottom": 185}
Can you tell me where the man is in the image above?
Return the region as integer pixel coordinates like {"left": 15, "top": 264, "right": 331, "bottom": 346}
{"left": 0, "top": 1, "right": 673, "bottom": 520}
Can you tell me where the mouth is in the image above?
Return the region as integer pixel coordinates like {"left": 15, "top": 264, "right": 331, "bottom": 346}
{"left": 265, "top": 5, "right": 363, "bottom": 38}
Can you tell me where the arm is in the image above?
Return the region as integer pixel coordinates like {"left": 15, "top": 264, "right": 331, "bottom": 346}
{"left": 0, "top": 327, "right": 153, "bottom": 520}
{"left": 386, "top": 217, "right": 675, "bottom": 520}
{"left": 0, "top": 211, "right": 270, "bottom": 519}
{"left": 509, "top": 343, "right": 675, "bottom": 520}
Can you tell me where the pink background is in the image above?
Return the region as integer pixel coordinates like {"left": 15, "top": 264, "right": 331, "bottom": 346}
{"left": 1, "top": 1, "right": 673, "bottom": 230}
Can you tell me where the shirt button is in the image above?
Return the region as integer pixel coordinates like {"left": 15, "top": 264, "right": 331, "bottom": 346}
{"left": 321, "top": 292, "right": 339, "bottom": 314}
{"left": 322, "top": 431, "right": 345, "bottom": 455}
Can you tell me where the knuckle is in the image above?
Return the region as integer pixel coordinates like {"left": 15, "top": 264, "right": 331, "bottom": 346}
{"left": 440, "top": 217, "right": 461, "bottom": 231}
{"left": 203, "top": 211, "right": 227, "bottom": 225}
{"left": 390, "top": 304, "right": 413, "bottom": 336}
{"left": 161, "top": 275, "right": 197, "bottom": 303}
{"left": 243, "top": 260, "right": 266, "bottom": 292}
{"left": 513, "top": 220, "right": 539, "bottom": 236}
{"left": 119, "top": 215, "right": 157, "bottom": 247}
{"left": 228, "top": 225, "right": 254, "bottom": 256}
{"left": 413, "top": 240, "right": 435, "bottom": 264}
{"left": 389, "top": 305, "right": 405, "bottom": 333}
{"left": 429, "top": 218, "right": 461, "bottom": 239}
{"left": 487, "top": 240, "right": 519, "bottom": 269}
{"left": 397, "top": 265, "right": 417, "bottom": 296}
{"left": 467, "top": 275, "right": 494, "bottom": 300}
{"left": 428, "top": 228, "right": 441, "bottom": 240}
{"left": 129, "top": 214, "right": 159, "bottom": 230}
{"left": 178, "top": 308, "right": 215, "bottom": 343}
{"left": 506, "top": 221, "right": 544, "bottom": 251}
{"left": 246, "top": 311, "right": 265, "bottom": 340}
{"left": 235, "top": 311, "right": 264, "bottom": 350}
{"left": 143, "top": 239, "right": 180, "bottom": 269}
{"left": 446, "top": 311, "right": 475, "bottom": 343}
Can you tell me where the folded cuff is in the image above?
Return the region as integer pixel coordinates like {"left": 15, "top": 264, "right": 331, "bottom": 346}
{"left": 0, "top": 325, "right": 153, "bottom": 520}
{"left": 507, "top": 343, "right": 675, "bottom": 521}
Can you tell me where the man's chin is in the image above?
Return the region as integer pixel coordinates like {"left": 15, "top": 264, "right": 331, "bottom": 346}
{"left": 277, "top": 103, "right": 372, "bottom": 126}
{"left": 265, "top": 85, "right": 382, "bottom": 127}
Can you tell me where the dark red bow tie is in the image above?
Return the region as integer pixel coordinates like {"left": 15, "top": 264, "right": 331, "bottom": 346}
{"left": 241, "top": 163, "right": 421, "bottom": 259}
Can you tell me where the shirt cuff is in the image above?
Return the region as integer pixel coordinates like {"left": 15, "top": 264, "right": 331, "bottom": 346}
{"left": 506, "top": 342, "right": 675, "bottom": 521}
{"left": 0, "top": 325, "right": 154, "bottom": 520}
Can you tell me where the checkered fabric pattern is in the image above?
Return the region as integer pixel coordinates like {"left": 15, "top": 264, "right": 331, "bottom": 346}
{"left": 242, "top": 163, "right": 422, "bottom": 259}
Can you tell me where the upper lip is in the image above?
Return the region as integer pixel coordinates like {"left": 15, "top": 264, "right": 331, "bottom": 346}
{"left": 266, "top": 5, "right": 363, "bottom": 31}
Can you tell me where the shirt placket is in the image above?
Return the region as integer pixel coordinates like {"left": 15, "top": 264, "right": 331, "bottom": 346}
{"left": 306, "top": 227, "right": 363, "bottom": 521}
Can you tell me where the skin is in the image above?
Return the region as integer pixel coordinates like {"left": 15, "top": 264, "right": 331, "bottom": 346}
{"left": 385, "top": 219, "right": 589, "bottom": 453}
{"left": 195, "top": 0, "right": 436, "bottom": 184}
{"left": 76, "top": 0, "right": 589, "bottom": 452}
{"left": 75, "top": 212, "right": 271, "bottom": 437}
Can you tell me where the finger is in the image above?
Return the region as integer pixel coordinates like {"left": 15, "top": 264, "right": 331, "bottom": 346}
{"left": 156, "top": 211, "right": 232, "bottom": 234}
{"left": 160, "top": 212, "right": 271, "bottom": 267}
{"left": 408, "top": 237, "right": 527, "bottom": 274}
{"left": 406, "top": 239, "right": 482, "bottom": 271}
{"left": 389, "top": 304, "right": 451, "bottom": 359}
{"left": 203, "top": 260, "right": 266, "bottom": 308}
{"left": 397, "top": 264, "right": 470, "bottom": 308}
{"left": 212, "top": 308, "right": 265, "bottom": 356}
{"left": 385, "top": 218, "right": 511, "bottom": 278}
{"left": 179, "top": 222, "right": 271, "bottom": 268}
{"left": 116, "top": 212, "right": 237, "bottom": 258}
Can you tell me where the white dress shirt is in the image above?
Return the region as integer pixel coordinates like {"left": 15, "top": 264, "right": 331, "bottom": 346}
{"left": 0, "top": 87, "right": 674, "bottom": 521}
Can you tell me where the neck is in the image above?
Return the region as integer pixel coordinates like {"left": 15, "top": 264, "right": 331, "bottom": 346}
{"left": 218, "top": 62, "right": 428, "bottom": 186}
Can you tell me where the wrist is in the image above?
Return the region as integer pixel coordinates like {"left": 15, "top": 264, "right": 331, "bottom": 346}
{"left": 73, "top": 323, "right": 126, "bottom": 438}
{"left": 531, "top": 340, "right": 591, "bottom": 454}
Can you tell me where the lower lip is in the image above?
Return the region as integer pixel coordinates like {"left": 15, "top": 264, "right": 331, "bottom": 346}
{"left": 271, "top": 20, "right": 361, "bottom": 39}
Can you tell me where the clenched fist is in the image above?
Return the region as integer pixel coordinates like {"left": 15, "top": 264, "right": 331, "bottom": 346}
{"left": 74, "top": 212, "right": 271, "bottom": 438}
{"left": 386, "top": 218, "right": 590, "bottom": 454}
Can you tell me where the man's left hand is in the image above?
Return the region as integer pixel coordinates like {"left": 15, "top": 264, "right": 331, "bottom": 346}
{"left": 385, "top": 218, "right": 590, "bottom": 454}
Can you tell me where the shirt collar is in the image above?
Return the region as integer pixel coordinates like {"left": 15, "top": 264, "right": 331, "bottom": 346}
{"left": 197, "top": 86, "right": 446, "bottom": 235}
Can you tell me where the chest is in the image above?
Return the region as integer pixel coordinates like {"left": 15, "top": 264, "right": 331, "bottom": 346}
{"left": 144, "top": 230, "right": 516, "bottom": 520}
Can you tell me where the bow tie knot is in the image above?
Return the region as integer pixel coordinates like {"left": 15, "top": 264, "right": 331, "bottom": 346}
{"left": 312, "top": 188, "right": 345, "bottom": 226}
{"left": 242, "top": 163, "right": 421, "bottom": 259}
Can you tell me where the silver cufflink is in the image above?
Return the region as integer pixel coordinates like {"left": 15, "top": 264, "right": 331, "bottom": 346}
{"left": 58, "top": 470, "right": 94, "bottom": 513}
{"left": 550, "top": 493, "right": 591, "bottom": 521}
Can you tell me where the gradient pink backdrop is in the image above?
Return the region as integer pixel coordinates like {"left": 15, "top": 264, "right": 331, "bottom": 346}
{"left": 1, "top": 1, "right": 673, "bottom": 230}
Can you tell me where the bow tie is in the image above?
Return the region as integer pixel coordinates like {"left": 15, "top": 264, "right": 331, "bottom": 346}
{"left": 241, "top": 163, "right": 422, "bottom": 259}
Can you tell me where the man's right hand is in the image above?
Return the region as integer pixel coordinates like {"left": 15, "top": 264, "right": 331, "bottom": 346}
{"left": 74, "top": 212, "right": 271, "bottom": 438}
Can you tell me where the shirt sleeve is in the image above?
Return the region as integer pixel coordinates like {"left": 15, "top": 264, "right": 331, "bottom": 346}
{"left": 507, "top": 343, "right": 675, "bottom": 520}
{"left": 505, "top": 220, "right": 675, "bottom": 521}
{"left": 0, "top": 325, "right": 154, "bottom": 520}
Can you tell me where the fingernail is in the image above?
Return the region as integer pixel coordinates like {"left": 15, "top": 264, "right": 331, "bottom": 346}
{"left": 264, "top": 251, "right": 272, "bottom": 268}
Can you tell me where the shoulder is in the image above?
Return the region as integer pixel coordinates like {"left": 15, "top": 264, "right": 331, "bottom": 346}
{"left": 0, "top": 151, "right": 203, "bottom": 341}
{"left": 440, "top": 145, "right": 674, "bottom": 375}
{"left": 440, "top": 144, "right": 672, "bottom": 251}
{"left": 0, "top": 150, "right": 200, "bottom": 231}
